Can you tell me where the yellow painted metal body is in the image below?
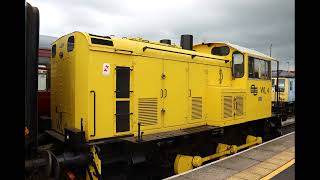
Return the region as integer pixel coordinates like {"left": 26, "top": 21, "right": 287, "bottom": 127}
{"left": 216, "top": 143, "right": 235, "bottom": 159}
{"left": 241, "top": 135, "right": 263, "bottom": 149}
{"left": 174, "top": 135, "right": 262, "bottom": 174}
{"left": 51, "top": 32, "right": 273, "bottom": 142}
{"left": 174, "top": 155, "right": 194, "bottom": 174}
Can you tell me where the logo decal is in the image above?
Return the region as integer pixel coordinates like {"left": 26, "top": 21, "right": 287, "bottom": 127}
{"left": 250, "top": 85, "right": 258, "bottom": 96}
{"left": 102, "top": 63, "right": 110, "bottom": 76}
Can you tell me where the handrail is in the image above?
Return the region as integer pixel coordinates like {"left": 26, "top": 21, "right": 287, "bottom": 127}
{"left": 142, "top": 46, "right": 229, "bottom": 63}
{"left": 90, "top": 90, "right": 96, "bottom": 137}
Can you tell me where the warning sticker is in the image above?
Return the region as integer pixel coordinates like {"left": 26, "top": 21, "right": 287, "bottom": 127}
{"left": 102, "top": 63, "right": 110, "bottom": 76}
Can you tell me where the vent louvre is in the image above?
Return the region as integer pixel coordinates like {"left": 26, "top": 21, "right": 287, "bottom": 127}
{"left": 235, "top": 96, "right": 244, "bottom": 116}
{"left": 91, "top": 38, "right": 114, "bottom": 46}
{"left": 224, "top": 96, "right": 233, "bottom": 118}
{"left": 192, "top": 97, "right": 202, "bottom": 119}
{"left": 138, "top": 98, "right": 158, "bottom": 126}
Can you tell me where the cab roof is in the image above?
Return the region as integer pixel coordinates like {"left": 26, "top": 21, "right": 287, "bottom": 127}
{"left": 194, "top": 42, "right": 274, "bottom": 61}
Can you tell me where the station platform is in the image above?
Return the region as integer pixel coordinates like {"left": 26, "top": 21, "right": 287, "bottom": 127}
{"left": 165, "top": 132, "right": 295, "bottom": 180}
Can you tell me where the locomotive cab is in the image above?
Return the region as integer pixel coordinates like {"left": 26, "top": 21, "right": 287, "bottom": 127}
{"left": 193, "top": 42, "right": 273, "bottom": 126}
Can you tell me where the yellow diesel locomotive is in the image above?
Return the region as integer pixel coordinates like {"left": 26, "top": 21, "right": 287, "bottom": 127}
{"left": 50, "top": 32, "right": 273, "bottom": 136}
{"left": 27, "top": 32, "right": 282, "bottom": 180}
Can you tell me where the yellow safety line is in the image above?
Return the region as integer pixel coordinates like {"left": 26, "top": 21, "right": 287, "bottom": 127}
{"left": 260, "top": 159, "right": 295, "bottom": 180}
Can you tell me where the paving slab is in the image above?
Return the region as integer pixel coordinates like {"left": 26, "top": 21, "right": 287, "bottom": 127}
{"left": 239, "top": 148, "right": 277, "bottom": 161}
{"left": 232, "top": 171, "right": 261, "bottom": 180}
{"left": 183, "top": 165, "right": 238, "bottom": 180}
{"left": 258, "top": 142, "right": 288, "bottom": 153}
{"left": 214, "top": 156, "right": 260, "bottom": 171}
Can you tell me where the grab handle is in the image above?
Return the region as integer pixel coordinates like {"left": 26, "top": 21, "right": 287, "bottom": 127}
{"left": 90, "top": 90, "right": 96, "bottom": 137}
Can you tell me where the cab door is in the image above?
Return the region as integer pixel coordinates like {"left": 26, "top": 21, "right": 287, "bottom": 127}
{"left": 88, "top": 53, "right": 116, "bottom": 139}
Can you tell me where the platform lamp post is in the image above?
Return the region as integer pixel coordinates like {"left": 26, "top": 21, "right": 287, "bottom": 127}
{"left": 269, "top": 43, "right": 272, "bottom": 57}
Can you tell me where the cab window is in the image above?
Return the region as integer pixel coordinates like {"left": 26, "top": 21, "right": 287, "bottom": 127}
{"left": 67, "top": 36, "right": 74, "bottom": 52}
{"left": 51, "top": 44, "right": 56, "bottom": 57}
{"left": 248, "top": 56, "right": 271, "bottom": 79}
{"left": 232, "top": 52, "right": 244, "bottom": 78}
{"left": 248, "top": 57, "right": 254, "bottom": 78}
{"left": 211, "top": 46, "right": 230, "bottom": 56}
{"left": 254, "top": 59, "right": 260, "bottom": 78}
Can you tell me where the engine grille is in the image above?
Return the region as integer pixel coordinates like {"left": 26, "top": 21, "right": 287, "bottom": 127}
{"left": 223, "top": 96, "right": 233, "bottom": 118}
{"left": 138, "top": 98, "right": 158, "bottom": 126}
{"left": 192, "top": 97, "right": 202, "bottom": 120}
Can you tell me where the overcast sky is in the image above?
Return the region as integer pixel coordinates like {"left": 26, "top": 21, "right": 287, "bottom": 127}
{"left": 28, "top": 0, "right": 294, "bottom": 70}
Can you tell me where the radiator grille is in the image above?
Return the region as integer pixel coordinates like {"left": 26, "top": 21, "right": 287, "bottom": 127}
{"left": 138, "top": 98, "right": 158, "bottom": 126}
{"left": 192, "top": 97, "right": 202, "bottom": 120}
{"left": 224, "top": 96, "right": 233, "bottom": 118}
{"left": 235, "top": 96, "right": 244, "bottom": 116}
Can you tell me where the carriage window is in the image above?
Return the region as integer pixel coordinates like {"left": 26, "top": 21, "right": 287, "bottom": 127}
{"left": 289, "top": 81, "right": 292, "bottom": 90}
{"left": 278, "top": 79, "right": 285, "bottom": 92}
{"left": 232, "top": 52, "right": 244, "bottom": 78}
{"left": 38, "top": 66, "right": 48, "bottom": 91}
{"left": 272, "top": 79, "right": 275, "bottom": 86}
{"left": 67, "top": 36, "right": 74, "bottom": 52}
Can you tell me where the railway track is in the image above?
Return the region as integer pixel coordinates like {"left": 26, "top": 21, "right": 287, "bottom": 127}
{"left": 280, "top": 116, "right": 295, "bottom": 135}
